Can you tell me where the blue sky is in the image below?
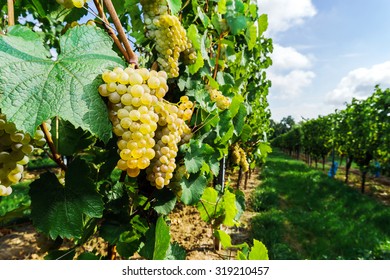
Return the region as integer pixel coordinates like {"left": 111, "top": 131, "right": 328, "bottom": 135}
{"left": 258, "top": 0, "right": 390, "bottom": 122}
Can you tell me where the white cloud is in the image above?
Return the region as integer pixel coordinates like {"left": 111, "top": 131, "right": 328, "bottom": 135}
{"left": 268, "top": 70, "right": 315, "bottom": 99}
{"left": 267, "top": 44, "right": 316, "bottom": 99}
{"left": 258, "top": 0, "right": 317, "bottom": 34}
{"left": 326, "top": 61, "right": 390, "bottom": 105}
{"left": 271, "top": 44, "right": 312, "bottom": 71}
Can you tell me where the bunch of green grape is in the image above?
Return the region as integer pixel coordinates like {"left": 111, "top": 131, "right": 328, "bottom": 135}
{"left": 0, "top": 114, "right": 48, "bottom": 196}
{"left": 239, "top": 148, "right": 249, "bottom": 172}
{"left": 56, "top": 0, "right": 89, "bottom": 9}
{"left": 207, "top": 86, "right": 231, "bottom": 110}
{"left": 231, "top": 143, "right": 249, "bottom": 172}
{"left": 140, "top": 0, "right": 196, "bottom": 78}
{"left": 99, "top": 66, "right": 193, "bottom": 189}
{"left": 231, "top": 143, "right": 241, "bottom": 165}
{"left": 145, "top": 98, "right": 193, "bottom": 188}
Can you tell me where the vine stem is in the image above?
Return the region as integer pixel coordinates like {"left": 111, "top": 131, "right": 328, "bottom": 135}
{"left": 213, "top": 33, "right": 224, "bottom": 79}
{"left": 92, "top": 0, "right": 130, "bottom": 63}
{"left": 40, "top": 123, "right": 67, "bottom": 171}
{"left": 7, "top": 0, "right": 15, "bottom": 26}
{"left": 102, "top": 0, "right": 138, "bottom": 66}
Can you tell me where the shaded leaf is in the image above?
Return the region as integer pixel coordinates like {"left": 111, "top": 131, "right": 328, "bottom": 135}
{"left": 52, "top": 119, "right": 95, "bottom": 156}
{"left": 29, "top": 158, "right": 104, "bottom": 239}
{"left": 44, "top": 249, "right": 75, "bottom": 260}
{"left": 154, "top": 188, "right": 177, "bottom": 215}
{"left": 165, "top": 242, "right": 186, "bottom": 260}
{"left": 180, "top": 174, "right": 207, "bottom": 205}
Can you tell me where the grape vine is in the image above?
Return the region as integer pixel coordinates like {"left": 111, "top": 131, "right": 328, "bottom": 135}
{"left": 0, "top": 0, "right": 272, "bottom": 260}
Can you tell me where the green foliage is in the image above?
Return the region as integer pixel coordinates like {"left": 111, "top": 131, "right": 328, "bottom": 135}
{"left": 197, "top": 187, "right": 239, "bottom": 228}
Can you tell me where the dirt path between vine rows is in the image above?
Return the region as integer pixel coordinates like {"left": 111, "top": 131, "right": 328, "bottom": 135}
{"left": 0, "top": 169, "right": 261, "bottom": 260}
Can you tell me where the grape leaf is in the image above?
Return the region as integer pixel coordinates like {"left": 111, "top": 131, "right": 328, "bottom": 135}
{"left": 233, "top": 103, "right": 247, "bottom": 136}
{"left": 248, "top": 240, "right": 269, "bottom": 260}
{"left": 240, "top": 124, "right": 252, "bottom": 142}
{"left": 153, "top": 188, "right": 177, "bottom": 215}
{"left": 258, "top": 14, "right": 268, "bottom": 36}
{"left": 29, "top": 158, "right": 104, "bottom": 239}
{"left": 218, "top": 0, "right": 227, "bottom": 14}
{"left": 245, "top": 22, "right": 257, "bottom": 50}
{"left": 165, "top": 242, "right": 186, "bottom": 260}
{"left": 187, "top": 24, "right": 201, "bottom": 50}
{"left": 0, "top": 25, "right": 124, "bottom": 143}
{"left": 167, "top": 0, "right": 182, "bottom": 15}
{"left": 221, "top": 189, "right": 238, "bottom": 226}
{"left": 215, "top": 110, "right": 234, "bottom": 144}
{"left": 214, "top": 230, "right": 232, "bottom": 248}
{"left": 180, "top": 174, "right": 207, "bottom": 205}
{"left": 184, "top": 139, "right": 215, "bottom": 173}
{"left": 226, "top": 15, "right": 247, "bottom": 35}
{"left": 197, "top": 187, "right": 219, "bottom": 223}
{"left": 52, "top": 119, "right": 95, "bottom": 156}
{"left": 139, "top": 216, "right": 170, "bottom": 260}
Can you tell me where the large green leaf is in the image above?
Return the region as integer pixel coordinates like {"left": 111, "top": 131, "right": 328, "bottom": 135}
{"left": 0, "top": 25, "right": 124, "bottom": 143}
{"left": 29, "top": 158, "right": 104, "bottom": 239}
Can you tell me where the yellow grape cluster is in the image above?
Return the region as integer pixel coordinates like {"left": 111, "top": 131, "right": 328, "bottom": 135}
{"left": 98, "top": 66, "right": 193, "bottom": 189}
{"left": 207, "top": 86, "right": 231, "bottom": 110}
{"left": 140, "top": 0, "right": 196, "bottom": 78}
{"left": 0, "top": 115, "right": 49, "bottom": 196}
{"left": 145, "top": 98, "right": 192, "bottom": 188}
{"left": 56, "top": 0, "right": 89, "bottom": 8}
{"left": 231, "top": 143, "right": 249, "bottom": 172}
